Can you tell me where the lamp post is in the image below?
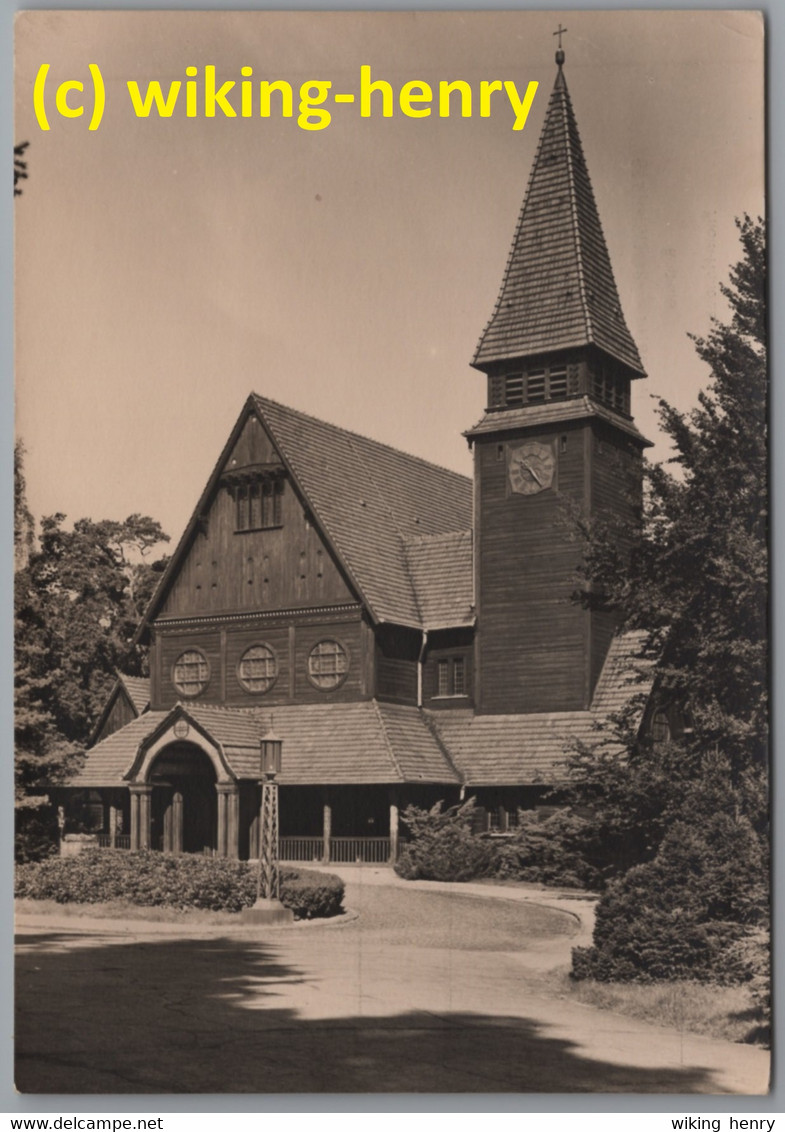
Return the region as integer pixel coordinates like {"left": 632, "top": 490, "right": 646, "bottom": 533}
{"left": 241, "top": 726, "right": 293, "bottom": 924}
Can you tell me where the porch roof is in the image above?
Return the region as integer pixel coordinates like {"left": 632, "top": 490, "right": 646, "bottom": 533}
{"left": 67, "top": 700, "right": 460, "bottom": 788}
{"left": 427, "top": 632, "right": 652, "bottom": 785}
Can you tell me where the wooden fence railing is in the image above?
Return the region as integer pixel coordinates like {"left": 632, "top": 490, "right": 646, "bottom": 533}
{"left": 93, "top": 834, "right": 394, "bottom": 862}
{"left": 278, "top": 837, "right": 325, "bottom": 863}
{"left": 96, "top": 834, "right": 131, "bottom": 849}
{"left": 328, "top": 837, "right": 392, "bottom": 864}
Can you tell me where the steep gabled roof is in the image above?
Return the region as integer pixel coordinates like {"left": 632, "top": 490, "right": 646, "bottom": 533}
{"left": 137, "top": 395, "right": 473, "bottom": 637}
{"left": 473, "top": 65, "right": 645, "bottom": 376}
{"left": 253, "top": 396, "right": 472, "bottom": 628}
{"left": 87, "top": 673, "right": 151, "bottom": 746}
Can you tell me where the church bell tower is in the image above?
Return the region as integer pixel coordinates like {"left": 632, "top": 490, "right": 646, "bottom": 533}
{"left": 468, "top": 42, "right": 651, "bottom": 716}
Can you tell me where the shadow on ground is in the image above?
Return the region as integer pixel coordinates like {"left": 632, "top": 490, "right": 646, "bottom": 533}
{"left": 17, "top": 930, "right": 729, "bottom": 1095}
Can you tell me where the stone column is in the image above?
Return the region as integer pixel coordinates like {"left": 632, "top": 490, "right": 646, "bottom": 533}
{"left": 129, "top": 789, "right": 140, "bottom": 850}
{"left": 215, "top": 784, "right": 240, "bottom": 858}
{"left": 226, "top": 787, "right": 240, "bottom": 860}
{"left": 130, "top": 785, "right": 152, "bottom": 850}
{"left": 322, "top": 792, "right": 332, "bottom": 865}
{"left": 250, "top": 806, "right": 260, "bottom": 861}
{"left": 389, "top": 790, "right": 399, "bottom": 864}
{"left": 216, "top": 786, "right": 228, "bottom": 858}
{"left": 108, "top": 803, "right": 119, "bottom": 849}
{"left": 172, "top": 792, "right": 183, "bottom": 855}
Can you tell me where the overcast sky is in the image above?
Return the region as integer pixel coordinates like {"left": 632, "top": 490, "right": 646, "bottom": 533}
{"left": 15, "top": 10, "right": 764, "bottom": 544}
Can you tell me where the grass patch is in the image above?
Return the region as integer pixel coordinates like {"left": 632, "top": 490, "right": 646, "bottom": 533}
{"left": 544, "top": 970, "right": 768, "bottom": 1046}
{"left": 15, "top": 897, "right": 245, "bottom": 926}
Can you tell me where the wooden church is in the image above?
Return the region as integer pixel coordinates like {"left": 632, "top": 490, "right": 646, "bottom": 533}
{"left": 64, "top": 50, "right": 654, "bottom": 863}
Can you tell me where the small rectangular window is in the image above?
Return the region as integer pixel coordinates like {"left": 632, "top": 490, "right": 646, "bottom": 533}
{"left": 548, "top": 367, "right": 567, "bottom": 400}
{"left": 249, "top": 482, "right": 262, "bottom": 529}
{"left": 236, "top": 485, "right": 250, "bottom": 531}
{"left": 261, "top": 481, "right": 273, "bottom": 528}
{"left": 273, "top": 479, "right": 284, "bottom": 525}
{"left": 435, "top": 656, "right": 468, "bottom": 697}
{"left": 505, "top": 374, "right": 524, "bottom": 407}
{"left": 526, "top": 370, "right": 546, "bottom": 403}
{"left": 592, "top": 368, "right": 604, "bottom": 403}
{"left": 236, "top": 477, "right": 284, "bottom": 532}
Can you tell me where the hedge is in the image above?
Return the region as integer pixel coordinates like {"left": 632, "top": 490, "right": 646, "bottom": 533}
{"left": 14, "top": 850, "right": 345, "bottom": 919}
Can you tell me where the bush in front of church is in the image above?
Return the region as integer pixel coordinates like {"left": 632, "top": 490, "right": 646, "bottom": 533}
{"left": 15, "top": 850, "right": 344, "bottom": 919}
{"left": 394, "top": 799, "right": 495, "bottom": 882}
{"left": 492, "top": 809, "right": 604, "bottom": 891}
{"left": 570, "top": 813, "right": 768, "bottom": 984}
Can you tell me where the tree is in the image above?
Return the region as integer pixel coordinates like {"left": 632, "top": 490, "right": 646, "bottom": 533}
{"left": 571, "top": 215, "right": 767, "bottom": 837}
{"left": 563, "top": 217, "right": 768, "bottom": 986}
{"left": 14, "top": 441, "right": 170, "bottom": 856}
{"left": 15, "top": 507, "right": 169, "bottom": 858}
{"left": 14, "top": 440, "right": 35, "bottom": 571}
{"left": 16, "top": 512, "right": 170, "bottom": 750}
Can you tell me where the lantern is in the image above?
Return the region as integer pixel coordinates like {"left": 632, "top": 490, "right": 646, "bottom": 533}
{"left": 260, "top": 730, "right": 282, "bottom": 778}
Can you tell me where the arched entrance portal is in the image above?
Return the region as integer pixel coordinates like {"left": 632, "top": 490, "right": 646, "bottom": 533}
{"left": 149, "top": 743, "right": 217, "bottom": 855}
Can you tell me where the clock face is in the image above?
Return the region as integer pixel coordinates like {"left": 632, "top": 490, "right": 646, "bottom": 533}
{"left": 508, "top": 441, "right": 556, "bottom": 496}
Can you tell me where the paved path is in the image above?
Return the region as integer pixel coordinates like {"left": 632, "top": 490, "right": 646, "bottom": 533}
{"left": 15, "top": 871, "right": 769, "bottom": 1095}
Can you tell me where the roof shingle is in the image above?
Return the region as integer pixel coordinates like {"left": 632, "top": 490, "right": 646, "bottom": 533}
{"left": 473, "top": 67, "right": 645, "bottom": 376}
{"left": 70, "top": 701, "right": 460, "bottom": 788}
{"left": 117, "top": 674, "right": 150, "bottom": 714}
{"left": 254, "top": 396, "right": 473, "bottom": 628}
{"left": 404, "top": 530, "right": 474, "bottom": 630}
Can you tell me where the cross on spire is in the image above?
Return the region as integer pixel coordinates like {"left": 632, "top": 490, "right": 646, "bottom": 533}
{"left": 553, "top": 23, "right": 567, "bottom": 66}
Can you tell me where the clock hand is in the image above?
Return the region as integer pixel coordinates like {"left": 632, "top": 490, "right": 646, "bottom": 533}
{"left": 521, "top": 460, "right": 544, "bottom": 487}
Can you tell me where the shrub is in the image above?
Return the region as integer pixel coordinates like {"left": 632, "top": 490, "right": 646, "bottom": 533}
{"left": 492, "top": 810, "right": 603, "bottom": 890}
{"left": 15, "top": 803, "right": 59, "bottom": 864}
{"left": 279, "top": 868, "right": 345, "bottom": 919}
{"left": 15, "top": 851, "right": 344, "bottom": 919}
{"left": 395, "top": 798, "right": 495, "bottom": 882}
{"left": 571, "top": 814, "right": 768, "bottom": 984}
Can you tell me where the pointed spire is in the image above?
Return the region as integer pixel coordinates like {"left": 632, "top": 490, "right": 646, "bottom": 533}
{"left": 473, "top": 55, "right": 645, "bottom": 376}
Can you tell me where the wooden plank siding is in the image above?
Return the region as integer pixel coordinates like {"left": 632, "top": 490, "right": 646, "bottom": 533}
{"left": 588, "top": 420, "right": 642, "bottom": 695}
{"left": 160, "top": 417, "right": 356, "bottom": 619}
{"left": 375, "top": 625, "right": 419, "bottom": 705}
{"left": 152, "top": 614, "right": 369, "bottom": 709}
{"left": 476, "top": 420, "right": 590, "bottom": 715}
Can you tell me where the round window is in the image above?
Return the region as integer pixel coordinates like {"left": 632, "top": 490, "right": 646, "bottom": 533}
{"left": 172, "top": 649, "right": 209, "bottom": 698}
{"left": 238, "top": 644, "right": 277, "bottom": 694}
{"left": 307, "top": 639, "right": 349, "bottom": 690}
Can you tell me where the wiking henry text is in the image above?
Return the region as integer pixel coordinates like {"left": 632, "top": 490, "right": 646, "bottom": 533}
{"left": 33, "top": 63, "right": 539, "bottom": 132}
